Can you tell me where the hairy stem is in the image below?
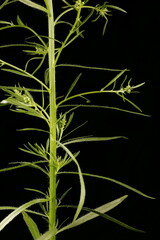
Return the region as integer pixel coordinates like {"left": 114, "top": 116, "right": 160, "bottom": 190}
{"left": 46, "top": 1, "right": 57, "bottom": 239}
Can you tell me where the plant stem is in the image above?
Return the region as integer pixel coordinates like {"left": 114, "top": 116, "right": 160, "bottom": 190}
{"left": 46, "top": 0, "right": 57, "bottom": 239}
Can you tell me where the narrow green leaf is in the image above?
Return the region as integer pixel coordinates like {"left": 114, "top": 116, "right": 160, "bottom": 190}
{"left": 117, "top": 93, "right": 142, "bottom": 112}
{"left": 0, "top": 198, "right": 47, "bottom": 231}
{"left": 0, "top": 85, "right": 48, "bottom": 92}
{"left": 0, "top": 59, "right": 49, "bottom": 91}
{"left": 58, "top": 195, "right": 128, "bottom": 233}
{"left": 59, "top": 188, "right": 72, "bottom": 202}
{"left": 0, "top": 21, "right": 12, "bottom": 25}
{"left": 63, "top": 120, "right": 88, "bottom": 139}
{"left": 24, "top": 188, "right": 46, "bottom": 197}
{"left": 0, "top": 163, "right": 31, "bottom": 172}
{"left": 0, "top": 0, "right": 7, "bottom": 9}
{"left": 63, "top": 136, "right": 127, "bottom": 145}
{"left": 99, "top": 213, "right": 145, "bottom": 233}
{"left": 58, "top": 142, "right": 86, "bottom": 221}
{"left": 101, "top": 69, "right": 128, "bottom": 91}
{"left": 64, "top": 30, "right": 85, "bottom": 48}
{"left": 57, "top": 63, "right": 123, "bottom": 72}
{"left": 108, "top": 5, "right": 127, "bottom": 14}
{"left": 1, "top": 68, "right": 29, "bottom": 77}
{"left": 58, "top": 171, "right": 155, "bottom": 199}
{"left": 0, "top": 206, "right": 46, "bottom": 217}
{"left": 17, "top": 15, "right": 25, "bottom": 26}
{"left": 17, "top": 128, "right": 49, "bottom": 133}
{"left": 18, "top": 0, "right": 48, "bottom": 13}
{"left": 60, "top": 204, "right": 145, "bottom": 233}
{"left": 65, "top": 73, "right": 82, "bottom": 99}
{"left": 59, "top": 104, "right": 150, "bottom": 117}
{"left": 22, "top": 212, "right": 41, "bottom": 239}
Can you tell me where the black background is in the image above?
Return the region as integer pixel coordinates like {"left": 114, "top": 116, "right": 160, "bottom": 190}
{"left": 0, "top": 0, "right": 159, "bottom": 239}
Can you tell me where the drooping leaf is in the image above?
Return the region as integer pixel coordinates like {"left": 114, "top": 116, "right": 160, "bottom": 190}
{"left": 58, "top": 195, "right": 128, "bottom": 233}
{"left": 117, "top": 93, "right": 142, "bottom": 112}
{"left": 59, "top": 204, "right": 145, "bottom": 233}
{"left": 0, "top": 198, "right": 48, "bottom": 231}
{"left": 58, "top": 171, "right": 155, "bottom": 199}
{"left": 59, "top": 104, "right": 150, "bottom": 117}
{"left": 0, "top": 206, "right": 46, "bottom": 218}
{"left": 22, "top": 212, "right": 41, "bottom": 239}
{"left": 1, "top": 68, "right": 29, "bottom": 77}
{"left": 58, "top": 142, "right": 86, "bottom": 221}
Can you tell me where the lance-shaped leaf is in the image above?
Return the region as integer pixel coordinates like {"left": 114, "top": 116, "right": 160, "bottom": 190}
{"left": 59, "top": 203, "right": 145, "bottom": 233}
{"left": 0, "top": 59, "right": 49, "bottom": 91}
{"left": 58, "top": 142, "right": 86, "bottom": 222}
{"left": 59, "top": 104, "right": 150, "bottom": 117}
{"left": 0, "top": 198, "right": 48, "bottom": 231}
{"left": 101, "top": 69, "right": 128, "bottom": 91}
{"left": 58, "top": 171, "right": 155, "bottom": 199}
{"left": 58, "top": 195, "right": 128, "bottom": 233}
{"left": 65, "top": 73, "right": 82, "bottom": 99}
{"left": 18, "top": 0, "right": 48, "bottom": 13}
{"left": 22, "top": 212, "right": 41, "bottom": 239}
{"left": 63, "top": 136, "right": 127, "bottom": 146}
{"left": 0, "top": 0, "right": 9, "bottom": 10}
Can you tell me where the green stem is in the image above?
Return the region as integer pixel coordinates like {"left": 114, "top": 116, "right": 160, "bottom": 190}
{"left": 55, "top": 6, "right": 82, "bottom": 65}
{"left": 45, "top": 1, "right": 57, "bottom": 239}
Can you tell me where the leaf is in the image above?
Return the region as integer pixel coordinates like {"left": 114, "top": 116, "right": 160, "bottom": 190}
{"left": 17, "top": 128, "right": 49, "bottom": 133}
{"left": 36, "top": 228, "right": 57, "bottom": 240}
{"left": 63, "top": 136, "right": 127, "bottom": 145}
{"left": 0, "top": 59, "right": 49, "bottom": 91}
{"left": 58, "top": 195, "right": 128, "bottom": 233}
{"left": 99, "top": 213, "right": 145, "bottom": 233}
{"left": 65, "top": 73, "right": 82, "bottom": 99}
{"left": 60, "top": 204, "right": 145, "bottom": 233}
{"left": 108, "top": 4, "right": 127, "bottom": 14}
{"left": 58, "top": 171, "right": 155, "bottom": 199}
{"left": 18, "top": 0, "right": 48, "bottom": 13}
{"left": 0, "top": 0, "right": 7, "bottom": 9}
{"left": 101, "top": 69, "right": 128, "bottom": 91}
{"left": 59, "top": 188, "right": 72, "bottom": 202}
{"left": 0, "top": 85, "right": 47, "bottom": 92}
{"left": 0, "top": 198, "right": 47, "bottom": 231}
{"left": 0, "top": 206, "right": 46, "bottom": 217}
{"left": 117, "top": 93, "right": 142, "bottom": 112}
{"left": 1, "top": 68, "right": 29, "bottom": 77}
{"left": 57, "top": 63, "right": 123, "bottom": 72}
{"left": 59, "top": 104, "right": 150, "bottom": 117}
{"left": 17, "top": 15, "right": 25, "bottom": 26}
{"left": 0, "top": 163, "right": 31, "bottom": 173}
{"left": 58, "top": 142, "right": 86, "bottom": 221}
{"left": 22, "top": 212, "right": 41, "bottom": 239}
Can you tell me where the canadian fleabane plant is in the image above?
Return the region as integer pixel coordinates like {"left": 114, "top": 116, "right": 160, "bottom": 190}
{"left": 0, "top": 0, "right": 154, "bottom": 240}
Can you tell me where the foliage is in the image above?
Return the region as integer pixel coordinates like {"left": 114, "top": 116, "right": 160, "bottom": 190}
{"left": 0, "top": 0, "right": 154, "bottom": 240}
